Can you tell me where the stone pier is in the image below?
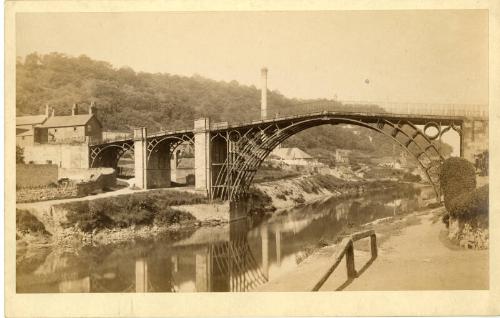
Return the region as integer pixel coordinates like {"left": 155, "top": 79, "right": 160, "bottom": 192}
{"left": 194, "top": 118, "right": 212, "bottom": 197}
{"left": 134, "top": 127, "right": 148, "bottom": 189}
{"left": 461, "top": 119, "right": 489, "bottom": 163}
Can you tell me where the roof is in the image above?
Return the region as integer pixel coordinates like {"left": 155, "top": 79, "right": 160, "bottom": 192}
{"left": 16, "top": 115, "right": 47, "bottom": 126}
{"left": 37, "top": 114, "right": 100, "bottom": 128}
{"left": 271, "top": 147, "right": 313, "bottom": 160}
{"left": 16, "top": 128, "right": 33, "bottom": 137}
{"left": 176, "top": 157, "right": 194, "bottom": 169}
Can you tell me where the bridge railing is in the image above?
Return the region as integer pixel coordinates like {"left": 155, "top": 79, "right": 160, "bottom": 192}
{"left": 213, "top": 100, "right": 488, "bottom": 128}
{"left": 311, "top": 229, "right": 377, "bottom": 291}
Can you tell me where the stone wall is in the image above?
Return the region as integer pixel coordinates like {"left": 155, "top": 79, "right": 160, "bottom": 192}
{"left": 16, "top": 168, "right": 117, "bottom": 203}
{"left": 59, "top": 167, "right": 115, "bottom": 182}
{"left": 16, "top": 164, "right": 58, "bottom": 188}
{"left": 16, "top": 183, "right": 79, "bottom": 203}
{"left": 75, "top": 169, "right": 117, "bottom": 196}
{"left": 24, "top": 143, "right": 89, "bottom": 168}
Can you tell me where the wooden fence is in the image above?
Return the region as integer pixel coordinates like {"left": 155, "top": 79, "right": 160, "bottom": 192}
{"left": 312, "top": 229, "right": 377, "bottom": 291}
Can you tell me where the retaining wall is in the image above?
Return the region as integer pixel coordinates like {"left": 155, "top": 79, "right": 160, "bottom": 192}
{"left": 16, "top": 164, "right": 58, "bottom": 188}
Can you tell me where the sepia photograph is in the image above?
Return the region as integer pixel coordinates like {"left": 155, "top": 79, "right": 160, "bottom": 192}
{"left": 4, "top": 1, "right": 499, "bottom": 317}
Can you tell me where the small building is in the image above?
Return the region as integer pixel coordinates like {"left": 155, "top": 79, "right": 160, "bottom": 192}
{"left": 16, "top": 106, "right": 49, "bottom": 147}
{"left": 268, "top": 147, "right": 322, "bottom": 166}
{"left": 335, "top": 149, "right": 351, "bottom": 164}
{"left": 34, "top": 103, "right": 103, "bottom": 144}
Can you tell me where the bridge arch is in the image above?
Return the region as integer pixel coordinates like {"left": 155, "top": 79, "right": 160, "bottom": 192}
{"left": 211, "top": 114, "right": 458, "bottom": 201}
{"left": 89, "top": 141, "right": 134, "bottom": 168}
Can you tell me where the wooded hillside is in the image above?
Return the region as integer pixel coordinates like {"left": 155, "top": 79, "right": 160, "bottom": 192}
{"left": 16, "top": 52, "right": 451, "bottom": 158}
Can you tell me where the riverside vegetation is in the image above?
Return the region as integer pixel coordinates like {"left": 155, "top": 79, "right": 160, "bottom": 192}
{"left": 439, "top": 157, "right": 489, "bottom": 249}
{"left": 16, "top": 173, "right": 419, "bottom": 247}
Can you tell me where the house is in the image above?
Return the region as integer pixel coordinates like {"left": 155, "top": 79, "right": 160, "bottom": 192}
{"left": 16, "top": 105, "right": 49, "bottom": 147}
{"left": 335, "top": 149, "right": 351, "bottom": 164}
{"left": 34, "top": 103, "right": 103, "bottom": 144}
{"left": 268, "top": 147, "right": 322, "bottom": 166}
{"left": 17, "top": 103, "right": 103, "bottom": 146}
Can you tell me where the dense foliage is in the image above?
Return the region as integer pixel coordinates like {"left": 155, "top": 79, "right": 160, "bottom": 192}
{"left": 439, "top": 157, "right": 477, "bottom": 211}
{"left": 58, "top": 189, "right": 205, "bottom": 232}
{"left": 16, "top": 52, "right": 453, "bottom": 158}
{"left": 16, "top": 146, "right": 24, "bottom": 163}
{"left": 447, "top": 185, "right": 488, "bottom": 221}
{"left": 16, "top": 209, "right": 50, "bottom": 235}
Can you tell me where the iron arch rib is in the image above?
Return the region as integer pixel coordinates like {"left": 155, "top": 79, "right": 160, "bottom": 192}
{"left": 212, "top": 115, "right": 447, "bottom": 201}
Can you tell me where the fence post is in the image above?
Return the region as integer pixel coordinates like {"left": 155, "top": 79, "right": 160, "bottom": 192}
{"left": 345, "top": 240, "right": 356, "bottom": 279}
{"left": 370, "top": 234, "right": 378, "bottom": 258}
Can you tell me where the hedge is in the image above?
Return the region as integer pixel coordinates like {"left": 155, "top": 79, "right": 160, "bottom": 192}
{"left": 447, "top": 185, "right": 488, "bottom": 221}
{"left": 439, "top": 157, "right": 476, "bottom": 211}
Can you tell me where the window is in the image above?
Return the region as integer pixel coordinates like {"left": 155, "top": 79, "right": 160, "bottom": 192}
{"left": 22, "top": 136, "right": 25, "bottom": 140}
{"left": 54, "top": 129, "right": 57, "bottom": 132}
{"left": 74, "top": 127, "right": 77, "bottom": 131}
{"left": 87, "top": 125, "right": 92, "bottom": 132}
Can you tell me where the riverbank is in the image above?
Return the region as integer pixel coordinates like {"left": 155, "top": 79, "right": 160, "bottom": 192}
{"left": 255, "top": 206, "right": 488, "bottom": 291}
{"left": 16, "top": 173, "right": 424, "bottom": 248}
{"left": 254, "top": 174, "right": 421, "bottom": 212}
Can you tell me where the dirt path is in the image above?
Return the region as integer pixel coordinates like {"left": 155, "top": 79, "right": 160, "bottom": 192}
{"left": 17, "top": 178, "right": 197, "bottom": 211}
{"left": 255, "top": 209, "right": 488, "bottom": 291}
{"left": 333, "top": 212, "right": 488, "bottom": 291}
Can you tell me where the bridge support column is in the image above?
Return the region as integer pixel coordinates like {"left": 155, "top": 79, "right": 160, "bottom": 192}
{"left": 194, "top": 118, "right": 212, "bottom": 197}
{"left": 461, "top": 119, "right": 488, "bottom": 163}
{"left": 134, "top": 127, "right": 148, "bottom": 189}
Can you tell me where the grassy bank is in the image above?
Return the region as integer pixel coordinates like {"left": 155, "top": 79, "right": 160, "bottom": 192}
{"left": 56, "top": 189, "right": 207, "bottom": 233}
{"left": 254, "top": 173, "right": 420, "bottom": 212}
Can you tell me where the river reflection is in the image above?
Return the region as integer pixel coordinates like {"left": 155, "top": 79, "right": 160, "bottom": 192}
{"left": 16, "top": 186, "right": 435, "bottom": 293}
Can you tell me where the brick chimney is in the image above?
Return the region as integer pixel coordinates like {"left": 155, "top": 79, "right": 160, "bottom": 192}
{"left": 89, "top": 101, "right": 97, "bottom": 115}
{"left": 71, "top": 103, "right": 78, "bottom": 116}
{"left": 261, "top": 67, "right": 268, "bottom": 120}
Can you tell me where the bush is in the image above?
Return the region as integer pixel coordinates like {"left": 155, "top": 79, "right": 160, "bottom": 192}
{"left": 59, "top": 189, "right": 206, "bottom": 232}
{"left": 447, "top": 185, "right": 488, "bottom": 221}
{"left": 439, "top": 157, "right": 476, "bottom": 211}
{"left": 16, "top": 209, "right": 50, "bottom": 235}
{"left": 155, "top": 207, "right": 195, "bottom": 225}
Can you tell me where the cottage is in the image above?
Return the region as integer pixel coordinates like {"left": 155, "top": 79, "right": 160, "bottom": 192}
{"left": 34, "top": 103, "right": 103, "bottom": 144}
{"left": 268, "top": 147, "right": 322, "bottom": 166}
{"left": 15, "top": 105, "right": 49, "bottom": 147}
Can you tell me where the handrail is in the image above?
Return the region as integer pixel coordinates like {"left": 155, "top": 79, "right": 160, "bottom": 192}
{"left": 312, "top": 229, "right": 377, "bottom": 291}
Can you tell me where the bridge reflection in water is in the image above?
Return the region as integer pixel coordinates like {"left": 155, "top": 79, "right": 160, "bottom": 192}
{"left": 16, "top": 186, "right": 434, "bottom": 293}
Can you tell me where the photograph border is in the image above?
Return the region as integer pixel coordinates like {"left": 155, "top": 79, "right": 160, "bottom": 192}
{"left": 5, "top": 0, "right": 500, "bottom": 316}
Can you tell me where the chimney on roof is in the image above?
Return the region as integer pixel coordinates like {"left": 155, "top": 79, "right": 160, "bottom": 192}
{"left": 89, "top": 101, "right": 97, "bottom": 116}
{"left": 45, "top": 104, "right": 50, "bottom": 117}
{"left": 51, "top": 108, "right": 55, "bottom": 117}
{"left": 72, "top": 103, "right": 79, "bottom": 116}
{"left": 261, "top": 67, "right": 268, "bottom": 120}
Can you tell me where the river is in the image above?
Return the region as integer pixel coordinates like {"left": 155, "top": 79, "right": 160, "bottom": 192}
{"left": 16, "top": 185, "right": 436, "bottom": 293}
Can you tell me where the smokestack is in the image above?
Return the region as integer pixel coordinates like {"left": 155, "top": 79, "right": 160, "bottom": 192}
{"left": 261, "top": 67, "right": 268, "bottom": 120}
{"left": 71, "top": 103, "right": 78, "bottom": 116}
{"left": 45, "top": 104, "right": 50, "bottom": 117}
{"left": 51, "top": 108, "right": 55, "bottom": 117}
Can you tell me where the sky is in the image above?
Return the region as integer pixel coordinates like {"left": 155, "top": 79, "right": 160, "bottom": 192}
{"left": 16, "top": 10, "right": 489, "bottom": 156}
{"left": 16, "top": 10, "right": 488, "bottom": 104}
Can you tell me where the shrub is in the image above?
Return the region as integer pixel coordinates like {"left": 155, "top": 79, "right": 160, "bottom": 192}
{"left": 447, "top": 185, "right": 488, "bottom": 221}
{"left": 59, "top": 189, "right": 205, "bottom": 232}
{"left": 246, "top": 187, "right": 274, "bottom": 213}
{"left": 16, "top": 209, "right": 50, "bottom": 235}
{"left": 439, "top": 157, "right": 476, "bottom": 211}
{"left": 155, "top": 207, "right": 195, "bottom": 225}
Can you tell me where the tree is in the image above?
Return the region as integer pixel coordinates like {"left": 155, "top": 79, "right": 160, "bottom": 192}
{"left": 16, "top": 146, "right": 24, "bottom": 164}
